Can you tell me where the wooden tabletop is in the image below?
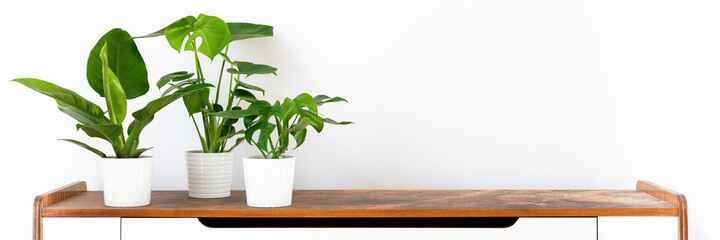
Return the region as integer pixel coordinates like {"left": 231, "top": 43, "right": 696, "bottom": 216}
{"left": 34, "top": 180, "right": 688, "bottom": 240}
{"left": 41, "top": 186, "right": 678, "bottom": 218}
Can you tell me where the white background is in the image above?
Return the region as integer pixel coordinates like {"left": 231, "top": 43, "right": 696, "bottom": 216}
{"left": 0, "top": 0, "right": 718, "bottom": 239}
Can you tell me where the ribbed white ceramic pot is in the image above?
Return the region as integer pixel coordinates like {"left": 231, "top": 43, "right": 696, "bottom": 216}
{"left": 243, "top": 156, "right": 295, "bottom": 207}
{"left": 186, "top": 151, "right": 234, "bottom": 198}
{"left": 101, "top": 157, "right": 153, "bottom": 207}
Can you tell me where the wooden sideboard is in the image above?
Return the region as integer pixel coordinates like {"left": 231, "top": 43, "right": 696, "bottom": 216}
{"left": 34, "top": 180, "right": 687, "bottom": 240}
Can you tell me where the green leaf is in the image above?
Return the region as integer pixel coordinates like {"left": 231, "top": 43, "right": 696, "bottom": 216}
{"left": 212, "top": 103, "right": 224, "bottom": 113}
{"left": 315, "top": 95, "right": 349, "bottom": 106}
{"left": 291, "top": 129, "right": 307, "bottom": 150}
{"left": 12, "top": 78, "right": 108, "bottom": 125}
{"left": 57, "top": 105, "right": 105, "bottom": 126}
{"left": 235, "top": 80, "right": 265, "bottom": 95}
{"left": 124, "top": 139, "right": 139, "bottom": 157}
{"left": 232, "top": 89, "right": 257, "bottom": 102}
{"left": 182, "top": 88, "right": 208, "bottom": 115}
{"left": 244, "top": 115, "right": 258, "bottom": 128}
{"left": 323, "top": 117, "right": 354, "bottom": 125}
{"left": 218, "top": 52, "right": 233, "bottom": 63}
{"left": 164, "top": 16, "right": 195, "bottom": 53}
{"left": 132, "top": 147, "right": 153, "bottom": 158}
{"left": 100, "top": 42, "right": 127, "bottom": 125}
{"left": 87, "top": 28, "right": 149, "bottom": 99}
{"left": 233, "top": 61, "right": 277, "bottom": 76}
{"left": 282, "top": 97, "right": 298, "bottom": 124}
{"left": 177, "top": 83, "right": 215, "bottom": 94}
{"left": 225, "top": 107, "right": 243, "bottom": 125}
{"left": 123, "top": 116, "right": 154, "bottom": 157}
{"left": 226, "top": 68, "right": 240, "bottom": 74}
{"left": 132, "top": 94, "right": 183, "bottom": 123}
{"left": 80, "top": 124, "right": 123, "bottom": 143}
{"left": 227, "top": 137, "right": 245, "bottom": 151}
{"left": 293, "top": 93, "right": 318, "bottom": 114}
{"left": 326, "top": 97, "right": 348, "bottom": 104}
{"left": 134, "top": 28, "right": 165, "bottom": 39}
{"left": 207, "top": 109, "right": 259, "bottom": 119}
{"left": 161, "top": 78, "right": 200, "bottom": 96}
{"left": 227, "top": 22, "right": 273, "bottom": 42}
{"left": 269, "top": 100, "right": 283, "bottom": 121}
{"left": 257, "top": 121, "right": 276, "bottom": 151}
{"left": 313, "top": 95, "right": 330, "bottom": 105}
{"left": 288, "top": 117, "right": 311, "bottom": 133}
{"left": 299, "top": 110, "right": 324, "bottom": 133}
{"left": 245, "top": 120, "right": 264, "bottom": 148}
{"left": 218, "top": 129, "right": 245, "bottom": 141}
{"left": 246, "top": 100, "right": 272, "bottom": 115}
{"left": 127, "top": 116, "right": 153, "bottom": 136}
{"left": 132, "top": 84, "right": 210, "bottom": 123}
{"left": 58, "top": 139, "right": 107, "bottom": 158}
{"left": 220, "top": 125, "right": 236, "bottom": 138}
{"left": 164, "top": 14, "right": 230, "bottom": 60}
{"left": 157, "top": 71, "right": 194, "bottom": 89}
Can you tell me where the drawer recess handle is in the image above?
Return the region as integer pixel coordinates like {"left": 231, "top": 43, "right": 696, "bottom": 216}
{"left": 198, "top": 217, "right": 519, "bottom": 228}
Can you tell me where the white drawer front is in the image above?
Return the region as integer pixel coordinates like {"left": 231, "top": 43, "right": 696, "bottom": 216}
{"left": 598, "top": 216, "right": 677, "bottom": 240}
{"left": 122, "top": 217, "right": 596, "bottom": 240}
{"left": 43, "top": 217, "right": 120, "bottom": 240}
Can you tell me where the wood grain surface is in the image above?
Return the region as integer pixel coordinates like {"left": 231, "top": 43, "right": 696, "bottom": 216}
{"left": 34, "top": 181, "right": 87, "bottom": 240}
{"left": 637, "top": 180, "right": 688, "bottom": 240}
{"left": 42, "top": 188, "right": 677, "bottom": 218}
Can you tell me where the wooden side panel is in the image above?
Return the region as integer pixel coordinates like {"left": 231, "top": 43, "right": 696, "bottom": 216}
{"left": 34, "top": 181, "right": 87, "bottom": 240}
{"left": 636, "top": 181, "right": 688, "bottom": 240}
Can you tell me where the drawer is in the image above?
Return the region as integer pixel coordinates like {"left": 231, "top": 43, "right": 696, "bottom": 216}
{"left": 43, "top": 217, "right": 120, "bottom": 240}
{"left": 598, "top": 217, "right": 678, "bottom": 240}
{"left": 122, "top": 217, "right": 597, "bottom": 240}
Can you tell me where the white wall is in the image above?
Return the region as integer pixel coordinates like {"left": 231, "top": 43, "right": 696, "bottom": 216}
{"left": 0, "top": 0, "right": 717, "bottom": 239}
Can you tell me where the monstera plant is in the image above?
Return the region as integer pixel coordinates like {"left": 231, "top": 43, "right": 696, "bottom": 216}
{"left": 134, "top": 14, "right": 279, "bottom": 198}
{"left": 12, "top": 28, "right": 208, "bottom": 207}
{"left": 137, "top": 14, "right": 276, "bottom": 154}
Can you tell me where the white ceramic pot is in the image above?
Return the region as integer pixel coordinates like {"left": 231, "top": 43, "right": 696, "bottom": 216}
{"left": 101, "top": 156, "right": 153, "bottom": 207}
{"left": 186, "top": 151, "right": 234, "bottom": 198}
{"left": 243, "top": 156, "right": 296, "bottom": 207}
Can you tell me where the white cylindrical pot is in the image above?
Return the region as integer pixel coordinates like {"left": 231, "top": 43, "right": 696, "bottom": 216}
{"left": 101, "top": 157, "right": 153, "bottom": 207}
{"left": 186, "top": 151, "right": 234, "bottom": 198}
{"left": 243, "top": 156, "right": 295, "bottom": 207}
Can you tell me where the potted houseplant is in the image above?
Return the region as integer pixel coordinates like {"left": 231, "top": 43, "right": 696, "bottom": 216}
{"left": 12, "top": 28, "right": 208, "bottom": 207}
{"left": 242, "top": 94, "right": 352, "bottom": 207}
{"left": 137, "top": 14, "right": 277, "bottom": 198}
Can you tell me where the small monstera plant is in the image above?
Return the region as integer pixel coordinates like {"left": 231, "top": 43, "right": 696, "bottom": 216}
{"left": 12, "top": 28, "right": 207, "bottom": 158}
{"left": 136, "top": 14, "right": 277, "bottom": 153}
{"left": 242, "top": 93, "right": 353, "bottom": 159}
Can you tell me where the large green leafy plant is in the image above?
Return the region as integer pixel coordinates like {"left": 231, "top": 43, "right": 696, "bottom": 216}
{"left": 12, "top": 28, "right": 206, "bottom": 158}
{"left": 244, "top": 93, "right": 352, "bottom": 159}
{"left": 137, "top": 14, "right": 278, "bottom": 153}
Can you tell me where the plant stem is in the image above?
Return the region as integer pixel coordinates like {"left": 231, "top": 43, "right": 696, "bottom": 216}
{"left": 214, "top": 46, "right": 229, "bottom": 106}
{"left": 190, "top": 38, "right": 219, "bottom": 153}
{"left": 274, "top": 116, "right": 284, "bottom": 159}
{"left": 192, "top": 40, "right": 205, "bottom": 84}
{"left": 253, "top": 139, "right": 268, "bottom": 159}
{"left": 268, "top": 136, "right": 275, "bottom": 156}
{"left": 191, "top": 115, "right": 208, "bottom": 152}
{"left": 226, "top": 75, "right": 235, "bottom": 111}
